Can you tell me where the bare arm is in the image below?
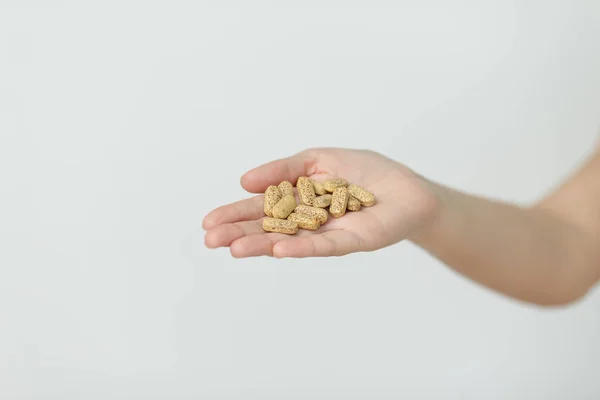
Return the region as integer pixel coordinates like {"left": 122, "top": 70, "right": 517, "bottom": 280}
{"left": 412, "top": 146, "right": 600, "bottom": 306}
{"left": 204, "top": 146, "right": 600, "bottom": 306}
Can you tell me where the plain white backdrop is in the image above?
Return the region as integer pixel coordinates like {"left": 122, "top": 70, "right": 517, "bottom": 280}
{"left": 1, "top": 1, "right": 600, "bottom": 399}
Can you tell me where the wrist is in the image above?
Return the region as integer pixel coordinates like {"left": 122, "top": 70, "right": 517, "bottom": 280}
{"left": 407, "top": 176, "right": 453, "bottom": 245}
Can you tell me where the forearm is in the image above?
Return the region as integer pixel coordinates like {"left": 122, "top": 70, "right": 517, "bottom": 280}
{"left": 410, "top": 181, "right": 600, "bottom": 306}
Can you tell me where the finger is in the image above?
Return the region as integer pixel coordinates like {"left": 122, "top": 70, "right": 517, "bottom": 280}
{"left": 240, "top": 150, "right": 318, "bottom": 193}
{"left": 203, "top": 195, "right": 264, "bottom": 230}
{"left": 229, "top": 233, "right": 286, "bottom": 258}
{"left": 229, "top": 229, "right": 316, "bottom": 258}
{"left": 272, "top": 230, "right": 365, "bottom": 258}
{"left": 204, "top": 220, "right": 264, "bottom": 249}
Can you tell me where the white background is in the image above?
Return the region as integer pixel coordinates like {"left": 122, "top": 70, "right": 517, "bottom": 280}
{"left": 1, "top": 1, "right": 600, "bottom": 399}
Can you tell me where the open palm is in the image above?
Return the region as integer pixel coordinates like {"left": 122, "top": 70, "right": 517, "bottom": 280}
{"left": 203, "top": 148, "right": 437, "bottom": 258}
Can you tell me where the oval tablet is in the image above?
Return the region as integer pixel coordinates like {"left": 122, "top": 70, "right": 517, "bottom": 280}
{"left": 324, "top": 178, "right": 348, "bottom": 193}
{"left": 347, "top": 195, "right": 361, "bottom": 211}
{"left": 313, "top": 194, "right": 332, "bottom": 208}
{"left": 297, "top": 177, "right": 316, "bottom": 206}
{"left": 263, "top": 185, "right": 282, "bottom": 217}
{"left": 347, "top": 184, "right": 376, "bottom": 206}
{"left": 263, "top": 218, "right": 298, "bottom": 234}
{"left": 278, "top": 181, "right": 294, "bottom": 197}
{"left": 272, "top": 195, "right": 297, "bottom": 219}
{"left": 311, "top": 179, "right": 326, "bottom": 195}
{"left": 287, "top": 212, "right": 320, "bottom": 230}
{"left": 330, "top": 187, "right": 349, "bottom": 218}
{"left": 294, "top": 204, "right": 328, "bottom": 224}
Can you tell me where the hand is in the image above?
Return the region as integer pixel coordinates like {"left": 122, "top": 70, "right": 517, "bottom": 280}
{"left": 203, "top": 148, "right": 438, "bottom": 258}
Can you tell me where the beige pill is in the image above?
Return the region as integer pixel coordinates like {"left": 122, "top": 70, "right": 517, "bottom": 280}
{"left": 263, "top": 217, "right": 298, "bottom": 235}
{"left": 347, "top": 195, "right": 361, "bottom": 211}
{"left": 264, "top": 185, "right": 282, "bottom": 217}
{"left": 278, "top": 180, "right": 294, "bottom": 197}
{"left": 313, "top": 194, "right": 332, "bottom": 208}
{"left": 348, "top": 184, "right": 376, "bottom": 206}
{"left": 294, "top": 204, "right": 328, "bottom": 225}
{"left": 272, "top": 194, "right": 297, "bottom": 219}
{"left": 330, "top": 187, "right": 349, "bottom": 218}
{"left": 311, "top": 179, "right": 326, "bottom": 195}
{"left": 324, "top": 178, "right": 348, "bottom": 193}
{"left": 297, "top": 176, "right": 316, "bottom": 206}
{"left": 287, "top": 212, "right": 320, "bottom": 230}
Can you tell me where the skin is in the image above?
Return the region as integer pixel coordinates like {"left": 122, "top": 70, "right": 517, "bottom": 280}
{"left": 203, "top": 147, "right": 600, "bottom": 306}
